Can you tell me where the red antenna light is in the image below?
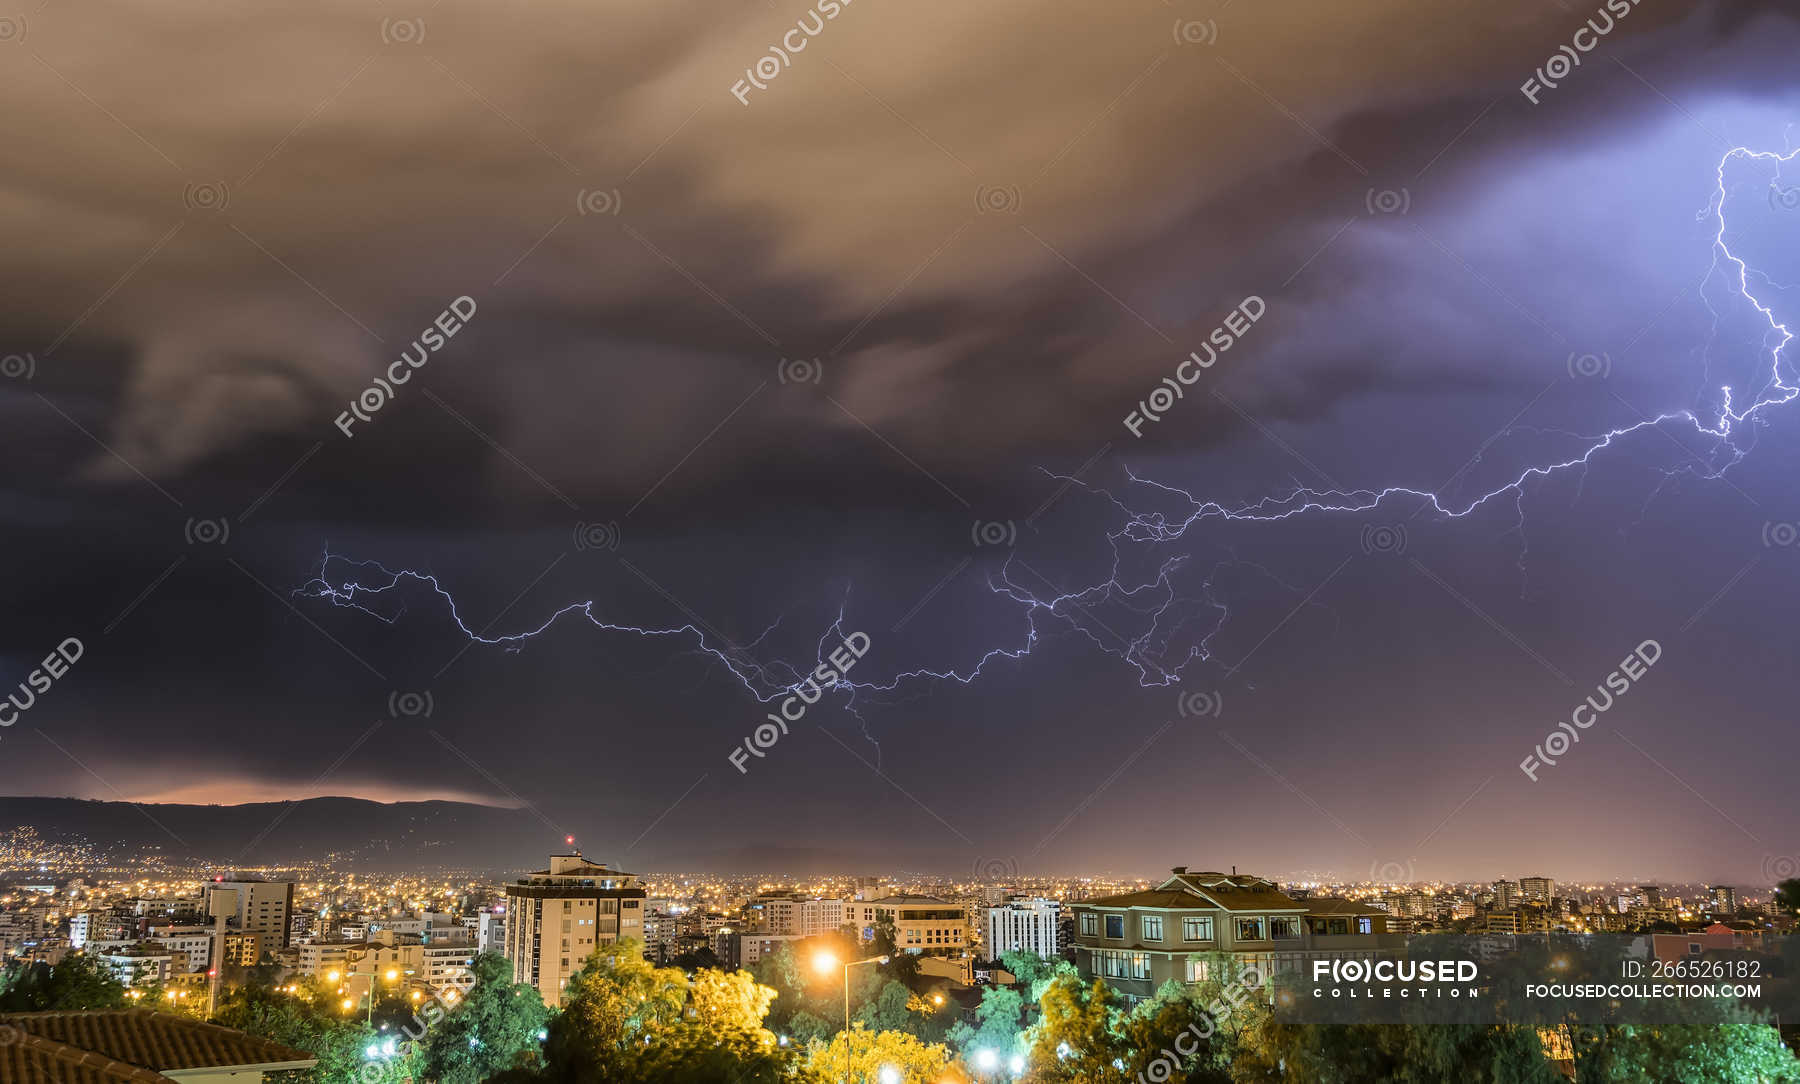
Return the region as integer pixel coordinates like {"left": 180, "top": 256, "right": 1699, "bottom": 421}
{"left": 565, "top": 835, "right": 574, "bottom": 846}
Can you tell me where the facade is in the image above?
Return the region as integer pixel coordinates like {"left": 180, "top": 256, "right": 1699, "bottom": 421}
{"left": 1709, "top": 885, "right": 1737, "bottom": 915}
{"left": 423, "top": 942, "right": 478, "bottom": 993}
{"left": 1068, "top": 868, "right": 1403, "bottom": 1002}
{"left": 1490, "top": 880, "right": 1519, "bottom": 910}
{"left": 502, "top": 854, "right": 646, "bottom": 1007}
{"left": 753, "top": 895, "right": 846, "bottom": 937}
{"left": 850, "top": 897, "right": 968, "bottom": 956}
{"left": 94, "top": 943, "right": 184, "bottom": 987}
{"left": 982, "top": 897, "right": 1061, "bottom": 962}
{"left": 205, "top": 879, "right": 295, "bottom": 949}
{"left": 1520, "top": 876, "right": 1554, "bottom": 903}
{"left": 477, "top": 911, "right": 508, "bottom": 954}
{"left": 721, "top": 932, "right": 806, "bottom": 969}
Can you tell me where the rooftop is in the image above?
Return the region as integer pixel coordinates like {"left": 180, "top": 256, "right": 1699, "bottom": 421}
{"left": 0, "top": 1010, "right": 316, "bottom": 1082}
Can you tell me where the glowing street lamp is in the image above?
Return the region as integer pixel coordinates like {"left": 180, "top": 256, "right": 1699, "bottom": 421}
{"left": 816, "top": 950, "right": 889, "bottom": 1083}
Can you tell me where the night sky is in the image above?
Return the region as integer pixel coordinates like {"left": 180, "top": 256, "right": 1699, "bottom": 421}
{"left": 2, "top": 0, "right": 1798, "bottom": 884}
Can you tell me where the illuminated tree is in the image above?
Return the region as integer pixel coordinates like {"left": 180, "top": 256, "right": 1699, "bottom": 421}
{"left": 807, "top": 1023, "right": 965, "bottom": 1083}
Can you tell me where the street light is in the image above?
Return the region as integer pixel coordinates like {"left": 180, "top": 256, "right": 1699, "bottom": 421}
{"left": 812, "top": 950, "right": 889, "bottom": 1083}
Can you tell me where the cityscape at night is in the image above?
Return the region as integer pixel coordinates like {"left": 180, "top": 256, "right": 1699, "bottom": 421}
{"left": 3, "top": 0, "right": 1800, "bottom": 1078}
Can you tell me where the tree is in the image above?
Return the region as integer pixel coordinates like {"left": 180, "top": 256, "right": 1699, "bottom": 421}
{"left": 0, "top": 954, "right": 126, "bottom": 1012}
{"left": 1774, "top": 878, "right": 1800, "bottom": 917}
{"left": 542, "top": 939, "right": 687, "bottom": 1080}
{"left": 211, "top": 981, "right": 380, "bottom": 1083}
{"left": 1022, "top": 973, "right": 1129, "bottom": 1084}
{"left": 808, "top": 1024, "right": 965, "bottom": 1083}
{"left": 418, "top": 953, "right": 548, "bottom": 1083}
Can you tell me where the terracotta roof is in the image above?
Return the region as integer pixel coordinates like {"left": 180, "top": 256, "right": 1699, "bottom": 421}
{"left": 1304, "top": 898, "right": 1387, "bottom": 917}
{"left": 0, "top": 1011, "right": 315, "bottom": 1074}
{"left": 1076, "top": 890, "right": 1201, "bottom": 909}
{"left": 0, "top": 1028, "right": 172, "bottom": 1084}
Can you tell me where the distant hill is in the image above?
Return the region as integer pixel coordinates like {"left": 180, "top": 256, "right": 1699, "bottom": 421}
{"left": 0, "top": 796, "right": 543, "bottom": 873}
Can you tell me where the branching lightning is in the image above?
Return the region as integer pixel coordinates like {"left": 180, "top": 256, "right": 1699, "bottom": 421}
{"left": 301, "top": 145, "right": 1796, "bottom": 727}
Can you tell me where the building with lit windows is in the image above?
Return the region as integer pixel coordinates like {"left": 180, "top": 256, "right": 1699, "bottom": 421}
{"left": 204, "top": 878, "right": 295, "bottom": 949}
{"left": 1520, "top": 876, "right": 1554, "bottom": 903}
{"left": 1068, "top": 868, "right": 1402, "bottom": 1002}
{"left": 849, "top": 897, "right": 968, "bottom": 956}
{"left": 982, "top": 897, "right": 1061, "bottom": 962}
{"left": 502, "top": 853, "right": 646, "bottom": 1006}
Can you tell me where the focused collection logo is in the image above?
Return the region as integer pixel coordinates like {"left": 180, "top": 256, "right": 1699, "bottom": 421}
{"left": 1311, "top": 958, "right": 1479, "bottom": 999}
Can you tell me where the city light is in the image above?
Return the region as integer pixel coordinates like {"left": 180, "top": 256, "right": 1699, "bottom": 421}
{"left": 878, "top": 1067, "right": 901, "bottom": 1084}
{"left": 811, "top": 949, "right": 839, "bottom": 977}
{"left": 975, "top": 1049, "right": 997, "bottom": 1071}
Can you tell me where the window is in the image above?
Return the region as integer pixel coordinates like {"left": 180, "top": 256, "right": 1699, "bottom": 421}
{"left": 1080, "top": 913, "right": 1098, "bottom": 937}
{"left": 1235, "top": 917, "right": 1265, "bottom": 941}
{"left": 1095, "top": 950, "right": 1151, "bottom": 980}
{"left": 1327, "top": 918, "right": 1348, "bottom": 936}
{"left": 1141, "top": 916, "right": 1163, "bottom": 941}
{"left": 1357, "top": 918, "right": 1373, "bottom": 935}
{"left": 1183, "top": 916, "right": 1214, "bottom": 941}
{"left": 1104, "top": 914, "right": 1125, "bottom": 939}
{"left": 1269, "top": 917, "right": 1300, "bottom": 940}
{"left": 1184, "top": 957, "right": 1209, "bottom": 982}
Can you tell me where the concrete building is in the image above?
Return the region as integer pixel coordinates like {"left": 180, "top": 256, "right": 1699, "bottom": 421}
{"left": 982, "top": 897, "right": 1061, "bottom": 962}
{"left": 205, "top": 879, "right": 295, "bottom": 949}
{"left": 1068, "top": 868, "right": 1403, "bottom": 1003}
{"left": 93, "top": 943, "right": 185, "bottom": 987}
{"left": 849, "top": 897, "right": 968, "bottom": 956}
{"left": 1490, "top": 880, "right": 1519, "bottom": 910}
{"left": 502, "top": 853, "right": 646, "bottom": 1007}
{"left": 477, "top": 911, "right": 507, "bottom": 955}
{"left": 1520, "top": 876, "right": 1554, "bottom": 903}
{"left": 753, "top": 895, "right": 846, "bottom": 937}
{"left": 1709, "top": 885, "right": 1737, "bottom": 915}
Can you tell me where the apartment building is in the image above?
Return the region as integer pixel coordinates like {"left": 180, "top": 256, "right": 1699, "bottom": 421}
{"left": 502, "top": 853, "right": 646, "bottom": 1007}
{"left": 982, "top": 897, "right": 1061, "bottom": 962}
{"left": 204, "top": 879, "right": 295, "bottom": 949}
{"left": 752, "top": 895, "right": 846, "bottom": 937}
{"left": 1068, "top": 868, "right": 1402, "bottom": 1001}
{"left": 849, "top": 897, "right": 968, "bottom": 956}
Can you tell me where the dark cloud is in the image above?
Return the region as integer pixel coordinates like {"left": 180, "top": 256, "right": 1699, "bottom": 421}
{"left": 2, "top": 0, "right": 1798, "bottom": 882}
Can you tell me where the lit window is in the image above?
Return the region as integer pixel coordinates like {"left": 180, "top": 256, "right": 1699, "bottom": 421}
{"left": 1182, "top": 916, "right": 1214, "bottom": 941}
{"left": 1235, "top": 917, "right": 1265, "bottom": 941}
{"left": 1141, "top": 916, "right": 1163, "bottom": 940}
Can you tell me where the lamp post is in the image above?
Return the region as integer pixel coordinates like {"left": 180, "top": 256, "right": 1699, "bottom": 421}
{"left": 813, "top": 950, "right": 889, "bottom": 1083}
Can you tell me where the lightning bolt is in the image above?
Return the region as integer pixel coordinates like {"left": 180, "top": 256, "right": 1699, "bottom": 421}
{"left": 303, "top": 144, "right": 1795, "bottom": 723}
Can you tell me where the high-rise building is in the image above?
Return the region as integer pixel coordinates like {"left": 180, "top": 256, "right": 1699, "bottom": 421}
{"left": 502, "top": 853, "right": 645, "bottom": 1007}
{"left": 1520, "top": 877, "right": 1553, "bottom": 903}
{"left": 1709, "top": 885, "right": 1737, "bottom": 915}
{"left": 204, "top": 879, "right": 295, "bottom": 949}
{"left": 1491, "top": 880, "right": 1518, "bottom": 910}
{"left": 1640, "top": 885, "right": 1662, "bottom": 908}
{"left": 983, "top": 897, "right": 1061, "bottom": 962}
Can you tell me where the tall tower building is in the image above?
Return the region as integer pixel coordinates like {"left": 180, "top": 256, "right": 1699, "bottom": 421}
{"left": 1491, "top": 880, "right": 1518, "bottom": 910}
{"left": 203, "top": 878, "right": 295, "bottom": 949}
{"left": 1520, "top": 876, "right": 1554, "bottom": 903}
{"left": 503, "top": 853, "right": 645, "bottom": 1007}
{"left": 1709, "top": 885, "right": 1737, "bottom": 915}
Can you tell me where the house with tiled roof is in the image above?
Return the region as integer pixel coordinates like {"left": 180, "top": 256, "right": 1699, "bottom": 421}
{"left": 0, "top": 1009, "right": 315, "bottom": 1082}
{"left": 1069, "top": 867, "right": 1403, "bottom": 1001}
